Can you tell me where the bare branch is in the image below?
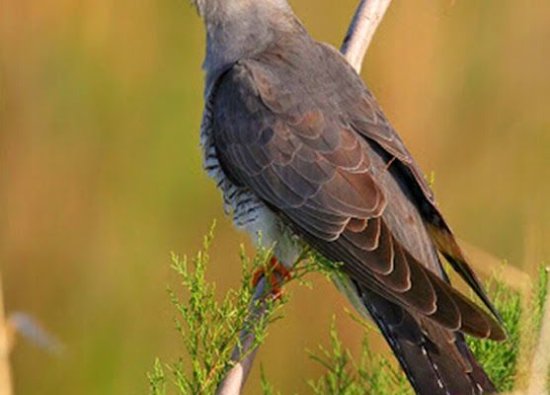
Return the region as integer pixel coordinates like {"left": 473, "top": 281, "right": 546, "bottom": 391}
{"left": 340, "top": 0, "right": 392, "bottom": 73}
{"left": 526, "top": 268, "right": 550, "bottom": 395}
{"left": 216, "top": 278, "right": 266, "bottom": 395}
{"left": 215, "top": 1, "right": 392, "bottom": 394}
{"left": 0, "top": 272, "right": 13, "bottom": 395}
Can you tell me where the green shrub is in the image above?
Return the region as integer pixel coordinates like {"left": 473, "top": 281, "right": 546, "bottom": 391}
{"left": 149, "top": 228, "right": 549, "bottom": 394}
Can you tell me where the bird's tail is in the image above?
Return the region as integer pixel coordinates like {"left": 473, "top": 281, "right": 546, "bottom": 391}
{"left": 361, "top": 288, "right": 497, "bottom": 395}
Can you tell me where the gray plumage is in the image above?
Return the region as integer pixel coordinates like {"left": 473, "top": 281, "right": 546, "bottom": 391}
{"left": 193, "top": 1, "right": 505, "bottom": 394}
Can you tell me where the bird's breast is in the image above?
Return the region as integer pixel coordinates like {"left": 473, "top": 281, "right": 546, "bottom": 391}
{"left": 200, "top": 105, "right": 302, "bottom": 268}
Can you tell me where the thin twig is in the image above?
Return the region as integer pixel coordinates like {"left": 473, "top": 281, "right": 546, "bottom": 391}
{"left": 215, "top": 1, "right": 392, "bottom": 394}
{"left": 216, "top": 278, "right": 267, "bottom": 395}
{"left": 341, "top": 0, "right": 392, "bottom": 73}
{"left": 0, "top": 272, "right": 13, "bottom": 395}
{"left": 526, "top": 268, "right": 550, "bottom": 395}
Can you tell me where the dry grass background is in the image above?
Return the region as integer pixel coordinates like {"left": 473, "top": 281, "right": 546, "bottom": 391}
{"left": 1, "top": 0, "right": 549, "bottom": 394}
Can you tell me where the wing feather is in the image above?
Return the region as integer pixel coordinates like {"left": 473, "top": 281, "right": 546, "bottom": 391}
{"left": 210, "top": 41, "right": 504, "bottom": 340}
{"left": 318, "top": 43, "right": 503, "bottom": 325}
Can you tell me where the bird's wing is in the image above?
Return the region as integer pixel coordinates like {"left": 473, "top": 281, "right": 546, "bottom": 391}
{"left": 317, "top": 43, "right": 503, "bottom": 324}
{"left": 209, "top": 43, "right": 504, "bottom": 340}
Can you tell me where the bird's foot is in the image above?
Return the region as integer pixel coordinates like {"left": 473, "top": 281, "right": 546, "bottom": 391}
{"left": 252, "top": 257, "right": 292, "bottom": 299}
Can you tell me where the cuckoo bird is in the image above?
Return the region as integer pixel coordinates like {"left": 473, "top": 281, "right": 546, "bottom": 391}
{"left": 192, "top": 0, "right": 505, "bottom": 393}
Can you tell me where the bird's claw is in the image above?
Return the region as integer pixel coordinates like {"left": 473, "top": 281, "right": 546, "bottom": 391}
{"left": 252, "top": 257, "right": 292, "bottom": 299}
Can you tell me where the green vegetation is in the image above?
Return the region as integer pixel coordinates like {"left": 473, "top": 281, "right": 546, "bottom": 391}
{"left": 148, "top": 226, "right": 286, "bottom": 395}
{"left": 149, "top": 230, "right": 549, "bottom": 394}
{"left": 306, "top": 319, "right": 411, "bottom": 395}
{"left": 147, "top": 226, "right": 337, "bottom": 395}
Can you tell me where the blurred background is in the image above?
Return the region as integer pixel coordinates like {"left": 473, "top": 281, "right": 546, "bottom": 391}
{"left": 1, "top": 0, "right": 549, "bottom": 394}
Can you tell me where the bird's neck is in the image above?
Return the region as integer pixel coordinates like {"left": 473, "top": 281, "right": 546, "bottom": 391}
{"left": 201, "top": 0, "right": 301, "bottom": 89}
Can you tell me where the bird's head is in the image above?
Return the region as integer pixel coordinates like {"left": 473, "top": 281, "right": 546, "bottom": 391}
{"left": 190, "top": 0, "right": 293, "bottom": 27}
{"left": 190, "top": 0, "right": 300, "bottom": 75}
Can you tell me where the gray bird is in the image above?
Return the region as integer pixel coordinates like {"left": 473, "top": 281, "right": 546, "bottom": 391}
{"left": 192, "top": 0, "right": 506, "bottom": 393}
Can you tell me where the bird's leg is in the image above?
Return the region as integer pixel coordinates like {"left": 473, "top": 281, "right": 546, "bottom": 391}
{"left": 252, "top": 257, "right": 292, "bottom": 299}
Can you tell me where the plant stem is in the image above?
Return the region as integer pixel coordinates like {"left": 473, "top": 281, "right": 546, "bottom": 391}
{"left": 341, "top": 0, "right": 392, "bottom": 73}
{"left": 0, "top": 272, "right": 13, "bottom": 395}
{"left": 526, "top": 268, "right": 550, "bottom": 395}
{"left": 216, "top": 278, "right": 267, "bottom": 395}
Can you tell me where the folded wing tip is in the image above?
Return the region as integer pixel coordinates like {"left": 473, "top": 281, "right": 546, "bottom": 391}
{"left": 489, "top": 321, "right": 508, "bottom": 342}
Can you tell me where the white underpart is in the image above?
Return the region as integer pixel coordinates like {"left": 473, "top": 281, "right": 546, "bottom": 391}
{"left": 200, "top": 98, "right": 303, "bottom": 268}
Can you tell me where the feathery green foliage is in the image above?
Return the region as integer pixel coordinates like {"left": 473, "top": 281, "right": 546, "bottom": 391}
{"left": 149, "top": 229, "right": 549, "bottom": 394}
{"left": 147, "top": 225, "right": 286, "bottom": 394}
{"left": 533, "top": 266, "right": 549, "bottom": 332}
{"left": 147, "top": 227, "right": 332, "bottom": 394}
{"left": 466, "top": 277, "right": 522, "bottom": 391}
{"left": 307, "top": 319, "right": 411, "bottom": 395}
{"left": 466, "top": 266, "right": 548, "bottom": 391}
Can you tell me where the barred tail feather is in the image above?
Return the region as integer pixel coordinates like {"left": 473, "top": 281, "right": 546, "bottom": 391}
{"left": 361, "top": 288, "right": 497, "bottom": 395}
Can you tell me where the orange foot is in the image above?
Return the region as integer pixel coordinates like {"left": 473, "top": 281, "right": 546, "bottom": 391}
{"left": 252, "top": 257, "right": 292, "bottom": 299}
